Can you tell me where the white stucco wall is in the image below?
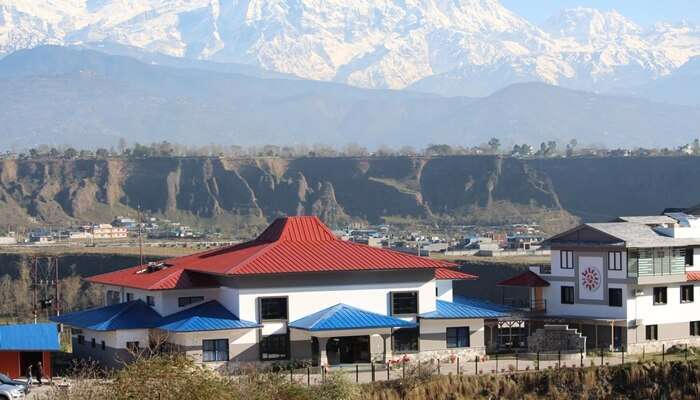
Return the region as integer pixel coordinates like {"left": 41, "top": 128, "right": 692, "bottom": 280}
{"left": 233, "top": 280, "right": 436, "bottom": 331}
{"left": 629, "top": 284, "right": 700, "bottom": 325}
{"left": 77, "top": 328, "right": 149, "bottom": 349}
{"left": 436, "top": 280, "right": 453, "bottom": 302}
{"left": 542, "top": 280, "right": 628, "bottom": 320}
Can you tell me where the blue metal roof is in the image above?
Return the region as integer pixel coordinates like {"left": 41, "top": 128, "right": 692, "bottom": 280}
{"left": 158, "top": 301, "right": 261, "bottom": 332}
{"left": 289, "top": 304, "right": 416, "bottom": 331}
{"left": 51, "top": 300, "right": 162, "bottom": 331}
{"left": 0, "top": 323, "right": 61, "bottom": 351}
{"left": 420, "top": 297, "right": 511, "bottom": 319}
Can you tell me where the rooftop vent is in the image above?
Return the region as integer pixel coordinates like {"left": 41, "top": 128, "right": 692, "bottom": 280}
{"left": 136, "top": 262, "right": 169, "bottom": 274}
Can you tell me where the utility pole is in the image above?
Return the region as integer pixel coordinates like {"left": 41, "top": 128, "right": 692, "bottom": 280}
{"left": 138, "top": 205, "right": 144, "bottom": 266}
{"left": 31, "top": 256, "right": 60, "bottom": 323}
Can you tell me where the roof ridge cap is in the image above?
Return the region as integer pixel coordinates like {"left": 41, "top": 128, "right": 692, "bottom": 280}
{"left": 308, "top": 303, "right": 345, "bottom": 330}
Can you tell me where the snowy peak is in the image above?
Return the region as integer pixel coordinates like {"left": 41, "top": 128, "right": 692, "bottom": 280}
{"left": 0, "top": 0, "right": 699, "bottom": 97}
{"left": 542, "top": 7, "right": 641, "bottom": 44}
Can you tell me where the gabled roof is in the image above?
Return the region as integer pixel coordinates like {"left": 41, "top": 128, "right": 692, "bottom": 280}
{"left": 545, "top": 221, "right": 700, "bottom": 248}
{"left": 52, "top": 300, "right": 162, "bottom": 331}
{"left": 420, "top": 298, "right": 510, "bottom": 319}
{"left": 88, "top": 216, "right": 455, "bottom": 290}
{"left": 0, "top": 323, "right": 61, "bottom": 351}
{"left": 615, "top": 216, "right": 677, "bottom": 225}
{"left": 497, "top": 271, "right": 550, "bottom": 287}
{"left": 158, "top": 301, "right": 260, "bottom": 332}
{"left": 288, "top": 304, "right": 416, "bottom": 331}
{"left": 435, "top": 268, "right": 478, "bottom": 281}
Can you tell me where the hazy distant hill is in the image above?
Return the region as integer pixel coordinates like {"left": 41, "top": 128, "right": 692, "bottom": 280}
{"left": 1, "top": 46, "right": 699, "bottom": 149}
{"left": 620, "top": 56, "right": 700, "bottom": 107}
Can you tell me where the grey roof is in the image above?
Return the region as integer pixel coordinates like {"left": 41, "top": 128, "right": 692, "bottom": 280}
{"left": 587, "top": 222, "right": 700, "bottom": 248}
{"left": 615, "top": 216, "right": 677, "bottom": 225}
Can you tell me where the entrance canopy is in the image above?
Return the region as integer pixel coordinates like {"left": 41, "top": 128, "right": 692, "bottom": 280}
{"left": 289, "top": 304, "right": 415, "bottom": 332}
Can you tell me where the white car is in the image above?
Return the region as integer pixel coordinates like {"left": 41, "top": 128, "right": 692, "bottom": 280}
{"left": 0, "top": 384, "right": 24, "bottom": 399}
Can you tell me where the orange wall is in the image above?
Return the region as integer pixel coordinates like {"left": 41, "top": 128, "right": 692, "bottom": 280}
{"left": 0, "top": 351, "right": 21, "bottom": 379}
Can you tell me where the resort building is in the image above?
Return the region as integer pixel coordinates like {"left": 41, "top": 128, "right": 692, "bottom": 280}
{"left": 54, "top": 216, "right": 507, "bottom": 369}
{"left": 501, "top": 213, "right": 700, "bottom": 353}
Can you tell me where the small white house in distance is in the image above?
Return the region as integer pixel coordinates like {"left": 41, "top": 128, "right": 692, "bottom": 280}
{"left": 500, "top": 213, "right": 700, "bottom": 353}
{"left": 53, "top": 216, "right": 509, "bottom": 369}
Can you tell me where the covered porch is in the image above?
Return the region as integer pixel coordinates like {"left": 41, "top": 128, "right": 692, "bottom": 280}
{"left": 288, "top": 303, "right": 415, "bottom": 366}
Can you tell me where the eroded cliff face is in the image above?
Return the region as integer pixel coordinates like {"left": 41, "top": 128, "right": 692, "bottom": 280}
{"left": 12, "top": 155, "right": 692, "bottom": 233}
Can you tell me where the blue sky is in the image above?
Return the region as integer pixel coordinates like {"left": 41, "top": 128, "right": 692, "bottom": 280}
{"left": 500, "top": 0, "right": 700, "bottom": 26}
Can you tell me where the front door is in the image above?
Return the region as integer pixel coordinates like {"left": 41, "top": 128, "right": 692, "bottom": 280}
{"left": 338, "top": 336, "right": 370, "bottom": 364}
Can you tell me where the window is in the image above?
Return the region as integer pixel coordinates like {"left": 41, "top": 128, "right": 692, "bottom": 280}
{"left": 446, "top": 327, "right": 470, "bottom": 348}
{"left": 77, "top": 335, "right": 85, "bottom": 345}
{"left": 608, "top": 251, "right": 623, "bottom": 271}
{"left": 125, "top": 293, "right": 134, "bottom": 302}
{"left": 645, "top": 325, "right": 658, "bottom": 341}
{"left": 146, "top": 296, "right": 155, "bottom": 306}
{"left": 609, "top": 288, "right": 623, "bottom": 307}
{"left": 691, "top": 321, "right": 700, "bottom": 336}
{"left": 653, "top": 287, "right": 667, "bottom": 305}
{"left": 392, "top": 328, "right": 419, "bottom": 352}
{"left": 561, "top": 286, "right": 574, "bottom": 304}
{"left": 91, "top": 338, "right": 96, "bottom": 348}
{"left": 101, "top": 341, "right": 106, "bottom": 351}
{"left": 106, "top": 290, "right": 120, "bottom": 305}
{"left": 560, "top": 250, "right": 574, "bottom": 269}
{"left": 682, "top": 285, "right": 694, "bottom": 303}
{"left": 203, "top": 339, "right": 229, "bottom": 362}
{"left": 178, "top": 296, "right": 205, "bottom": 308}
{"left": 260, "top": 297, "right": 288, "bottom": 320}
{"left": 391, "top": 292, "right": 418, "bottom": 315}
{"left": 126, "top": 341, "right": 140, "bottom": 352}
{"left": 260, "top": 334, "right": 289, "bottom": 360}
{"left": 686, "top": 247, "right": 695, "bottom": 266}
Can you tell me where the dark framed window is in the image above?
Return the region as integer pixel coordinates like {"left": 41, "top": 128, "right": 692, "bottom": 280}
{"left": 561, "top": 286, "right": 574, "bottom": 304}
{"left": 146, "top": 296, "right": 155, "bottom": 306}
{"left": 609, "top": 288, "right": 623, "bottom": 307}
{"left": 446, "top": 327, "right": 470, "bottom": 348}
{"left": 645, "top": 325, "right": 658, "bottom": 341}
{"left": 126, "top": 293, "right": 134, "bottom": 302}
{"left": 260, "top": 334, "right": 289, "bottom": 360}
{"left": 392, "top": 328, "right": 419, "bottom": 352}
{"left": 653, "top": 287, "right": 667, "bottom": 305}
{"left": 106, "top": 290, "right": 120, "bottom": 305}
{"left": 391, "top": 292, "right": 418, "bottom": 315}
{"left": 77, "top": 335, "right": 85, "bottom": 345}
{"left": 686, "top": 247, "right": 695, "bottom": 266}
{"left": 91, "top": 338, "right": 96, "bottom": 348}
{"left": 691, "top": 321, "right": 700, "bottom": 336}
{"left": 126, "top": 341, "right": 140, "bottom": 352}
{"left": 101, "top": 341, "right": 106, "bottom": 351}
{"left": 260, "top": 297, "right": 288, "bottom": 320}
{"left": 560, "top": 250, "right": 574, "bottom": 269}
{"left": 608, "top": 251, "right": 623, "bottom": 271}
{"left": 178, "top": 296, "right": 205, "bottom": 307}
{"left": 203, "top": 339, "right": 229, "bottom": 362}
{"left": 681, "top": 285, "right": 694, "bottom": 303}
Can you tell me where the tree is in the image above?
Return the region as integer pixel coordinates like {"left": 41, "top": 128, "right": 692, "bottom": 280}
{"left": 63, "top": 147, "right": 78, "bottom": 159}
{"left": 95, "top": 148, "right": 110, "bottom": 158}
{"left": 488, "top": 137, "right": 500, "bottom": 153}
{"left": 425, "top": 144, "right": 454, "bottom": 156}
{"left": 118, "top": 138, "right": 128, "bottom": 154}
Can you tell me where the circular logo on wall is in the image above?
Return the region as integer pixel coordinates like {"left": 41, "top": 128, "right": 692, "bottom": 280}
{"left": 581, "top": 267, "right": 601, "bottom": 291}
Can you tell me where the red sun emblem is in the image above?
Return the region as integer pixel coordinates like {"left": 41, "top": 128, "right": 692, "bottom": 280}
{"left": 581, "top": 267, "right": 600, "bottom": 291}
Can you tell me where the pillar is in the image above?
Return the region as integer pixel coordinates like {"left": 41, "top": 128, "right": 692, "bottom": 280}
{"left": 318, "top": 337, "right": 329, "bottom": 367}
{"left": 382, "top": 333, "right": 393, "bottom": 363}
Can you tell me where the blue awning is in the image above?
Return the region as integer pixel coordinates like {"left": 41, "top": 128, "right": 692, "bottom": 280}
{"left": 158, "top": 301, "right": 261, "bottom": 332}
{"left": 289, "top": 304, "right": 416, "bottom": 331}
{"left": 52, "top": 300, "right": 163, "bottom": 331}
{"left": 0, "top": 323, "right": 61, "bottom": 351}
{"left": 420, "top": 298, "right": 511, "bottom": 319}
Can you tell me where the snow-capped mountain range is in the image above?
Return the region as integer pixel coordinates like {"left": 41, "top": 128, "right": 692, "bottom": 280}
{"left": 1, "top": 0, "right": 699, "bottom": 96}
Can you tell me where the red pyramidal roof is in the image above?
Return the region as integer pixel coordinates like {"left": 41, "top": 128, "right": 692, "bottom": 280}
{"left": 88, "top": 216, "right": 457, "bottom": 290}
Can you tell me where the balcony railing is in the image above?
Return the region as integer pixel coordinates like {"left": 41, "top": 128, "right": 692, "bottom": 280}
{"left": 503, "top": 299, "right": 547, "bottom": 313}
